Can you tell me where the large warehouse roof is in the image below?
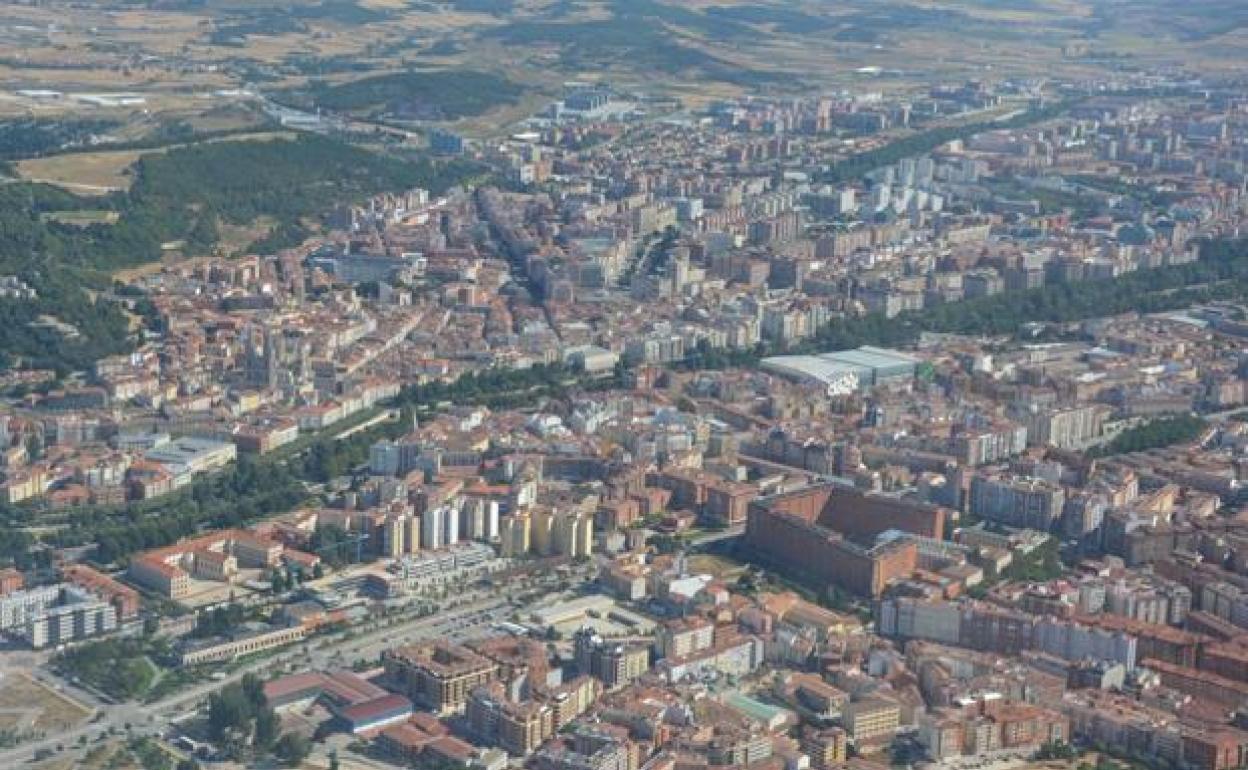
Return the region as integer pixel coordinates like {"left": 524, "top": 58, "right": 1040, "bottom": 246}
{"left": 825, "top": 345, "right": 920, "bottom": 370}
{"left": 760, "top": 346, "right": 919, "bottom": 389}
{"left": 759, "top": 355, "right": 867, "bottom": 383}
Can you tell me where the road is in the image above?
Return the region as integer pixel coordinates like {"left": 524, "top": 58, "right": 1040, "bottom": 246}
{"left": 1204, "top": 405, "right": 1248, "bottom": 423}
{"left": 0, "top": 593, "right": 514, "bottom": 767}
{"left": 688, "top": 525, "right": 744, "bottom": 550}
{"left": 5, "top": 562, "right": 596, "bottom": 767}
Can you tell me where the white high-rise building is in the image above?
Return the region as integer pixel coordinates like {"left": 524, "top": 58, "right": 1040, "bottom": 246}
{"left": 916, "top": 157, "right": 936, "bottom": 186}
{"left": 422, "top": 507, "right": 444, "bottom": 550}
{"left": 870, "top": 183, "right": 891, "bottom": 212}
{"left": 486, "top": 501, "right": 500, "bottom": 541}
{"left": 837, "top": 187, "right": 857, "bottom": 215}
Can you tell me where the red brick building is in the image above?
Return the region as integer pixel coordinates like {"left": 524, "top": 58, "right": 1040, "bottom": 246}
{"left": 1146, "top": 658, "right": 1248, "bottom": 709}
{"left": 61, "top": 564, "right": 140, "bottom": 620}
{"left": 745, "top": 485, "right": 921, "bottom": 597}
{"left": 1182, "top": 730, "right": 1248, "bottom": 770}
{"left": 759, "top": 483, "right": 947, "bottom": 540}
{"left": 1199, "top": 639, "right": 1248, "bottom": 684}
{"left": 0, "top": 567, "right": 23, "bottom": 596}
{"left": 1078, "top": 613, "right": 1206, "bottom": 668}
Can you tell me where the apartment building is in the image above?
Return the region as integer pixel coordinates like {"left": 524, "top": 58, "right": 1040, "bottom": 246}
{"left": 384, "top": 642, "right": 499, "bottom": 714}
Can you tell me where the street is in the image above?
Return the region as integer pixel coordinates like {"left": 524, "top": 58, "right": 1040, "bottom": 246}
{"left": 0, "top": 592, "right": 517, "bottom": 767}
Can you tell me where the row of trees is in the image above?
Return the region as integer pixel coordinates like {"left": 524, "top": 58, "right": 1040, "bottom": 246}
{"left": 667, "top": 237, "right": 1248, "bottom": 374}
{"left": 0, "top": 406, "right": 426, "bottom": 566}
{"left": 394, "top": 361, "right": 583, "bottom": 411}
{"left": 0, "top": 409, "right": 417, "bottom": 567}
{"left": 0, "top": 118, "right": 120, "bottom": 160}
{"left": 1089, "top": 415, "right": 1209, "bottom": 458}
{"left": 823, "top": 100, "right": 1076, "bottom": 184}
{"left": 298, "top": 413, "right": 410, "bottom": 482}
{"left": 0, "top": 454, "right": 311, "bottom": 567}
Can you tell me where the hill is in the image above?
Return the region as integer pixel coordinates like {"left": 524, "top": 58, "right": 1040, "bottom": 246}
{"left": 0, "top": 135, "right": 481, "bottom": 372}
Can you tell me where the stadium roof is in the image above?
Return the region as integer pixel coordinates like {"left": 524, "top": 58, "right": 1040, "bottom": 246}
{"left": 823, "top": 345, "right": 920, "bottom": 369}
{"left": 759, "top": 355, "right": 864, "bottom": 384}
{"left": 760, "top": 346, "right": 919, "bottom": 389}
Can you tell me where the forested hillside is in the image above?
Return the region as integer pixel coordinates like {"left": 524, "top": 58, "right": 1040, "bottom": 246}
{"left": 0, "top": 135, "right": 482, "bottom": 371}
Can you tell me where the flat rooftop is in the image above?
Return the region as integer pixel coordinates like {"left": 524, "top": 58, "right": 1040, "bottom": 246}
{"left": 760, "top": 346, "right": 919, "bottom": 388}
{"left": 144, "top": 436, "right": 233, "bottom": 463}
{"left": 824, "top": 345, "right": 920, "bottom": 369}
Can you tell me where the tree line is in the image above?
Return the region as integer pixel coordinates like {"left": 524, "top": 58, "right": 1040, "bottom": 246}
{"left": 822, "top": 100, "right": 1077, "bottom": 185}
{"left": 0, "top": 118, "right": 120, "bottom": 160}
{"left": 1088, "top": 414, "right": 1209, "bottom": 458}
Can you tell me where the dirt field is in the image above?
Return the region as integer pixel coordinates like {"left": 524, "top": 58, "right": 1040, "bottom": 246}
{"left": 688, "top": 552, "right": 749, "bottom": 580}
{"left": 0, "top": 672, "right": 93, "bottom": 737}
{"left": 41, "top": 210, "right": 121, "bottom": 227}
{"left": 37, "top": 741, "right": 140, "bottom": 770}
{"left": 113, "top": 254, "right": 221, "bottom": 283}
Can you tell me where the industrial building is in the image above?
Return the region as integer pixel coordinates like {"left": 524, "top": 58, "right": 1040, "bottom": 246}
{"left": 335, "top": 693, "right": 415, "bottom": 735}
{"left": 760, "top": 346, "right": 920, "bottom": 394}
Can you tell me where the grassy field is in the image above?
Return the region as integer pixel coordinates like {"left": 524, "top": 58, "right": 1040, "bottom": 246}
{"left": 688, "top": 552, "right": 749, "bottom": 580}
{"left": 41, "top": 210, "right": 121, "bottom": 227}
{"left": 16, "top": 150, "right": 142, "bottom": 193}
{"left": 15, "top": 131, "right": 297, "bottom": 194}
